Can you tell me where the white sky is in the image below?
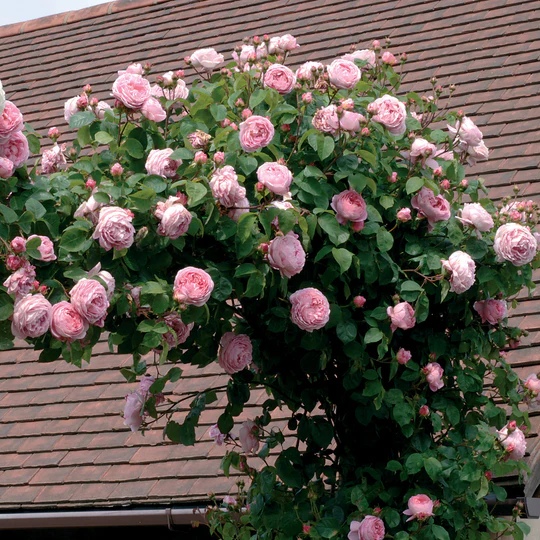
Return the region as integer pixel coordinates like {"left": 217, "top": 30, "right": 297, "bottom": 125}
{"left": 0, "top": 1, "right": 108, "bottom": 26}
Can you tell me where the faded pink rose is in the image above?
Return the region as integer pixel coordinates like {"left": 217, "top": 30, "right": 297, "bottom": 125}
{"left": 11, "top": 236, "right": 26, "bottom": 253}
{"left": 474, "top": 299, "right": 507, "bottom": 325}
{"left": 0, "top": 132, "right": 30, "bottom": 169}
{"left": 268, "top": 232, "right": 306, "bottom": 278}
{"left": 342, "top": 49, "right": 376, "bottom": 68}
{"left": 50, "top": 301, "right": 89, "bottom": 342}
{"left": 411, "top": 187, "right": 451, "bottom": 231}
{"left": 93, "top": 206, "right": 135, "bottom": 251}
{"left": 336, "top": 111, "right": 365, "bottom": 133}
{"left": 228, "top": 197, "right": 250, "bottom": 222}
{"left": 465, "top": 141, "right": 489, "bottom": 165}
{"left": 331, "top": 189, "right": 367, "bottom": 226}
{"left": 239, "top": 115, "right": 275, "bottom": 152}
{"left": 524, "top": 374, "right": 540, "bottom": 395}
{"left": 139, "top": 375, "right": 156, "bottom": 397}
{"left": 70, "top": 278, "right": 110, "bottom": 327}
{"left": 312, "top": 105, "right": 339, "bottom": 134}
{"left": 124, "top": 391, "right": 145, "bottom": 432}
{"left": 173, "top": 267, "right": 214, "bottom": 307}
{"left": 218, "top": 332, "right": 253, "bottom": 374}
{"left": 263, "top": 64, "right": 296, "bottom": 94}
{"left": 290, "top": 288, "right": 330, "bottom": 332}
{"left": 239, "top": 419, "right": 259, "bottom": 454}
{"left": 448, "top": 116, "right": 483, "bottom": 147}
{"left": 155, "top": 196, "right": 192, "bottom": 240}
{"left": 64, "top": 96, "right": 80, "bottom": 123}
{"left": 145, "top": 148, "right": 182, "bottom": 178}
{"left": 277, "top": 34, "right": 300, "bottom": 52}
{"left": 494, "top": 223, "right": 537, "bottom": 266}
{"left": 403, "top": 494, "right": 435, "bottom": 522}
{"left": 459, "top": 203, "right": 494, "bottom": 232}
{"left": 397, "top": 348, "right": 411, "bottom": 365}
{"left": 497, "top": 424, "right": 526, "bottom": 460}
{"left": 162, "top": 312, "right": 193, "bottom": 348}
{"left": 151, "top": 79, "right": 189, "bottom": 101}
{"left": 397, "top": 208, "right": 412, "bottom": 222}
{"left": 190, "top": 48, "right": 224, "bottom": 71}
{"left": 348, "top": 516, "right": 385, "bottom": 540}
{"left": 382, "top": 51, "right": 397, "bottom": 65}
{"left": 327, "top": 59, "right": 361, "bottom": 89}
{"left": 256, "top": 162, "right": 293, "bottom": 195}
{"left": 112, "top": 73, "right": 151, "bottom": 109}
{"left": 0, "top": 101, "right": 23, "bottom": 143}
{"left": 296, "top": 61, "right": 324, "bottom": 81}
{"left": 209, "top": 165, "right": 246, "bottom": 207}
{"left": 222, "top": 495, "right": 237, "bottom": 506}
{"left": 118, "top": 63, "right": 144, "bottom": 76}
{"left": 27, "top": 235, "right": 56, "bottom": 262}
{"left": 0, "top": 157, "right": 13, "bottom": 178}
{"left": 3, "top": 263, "right": 36, "bottom": 298}
{"left": 370, "top": 94, "right": 407, "bottom": 136}
{"left": 41, "top": 144, "right": 67, "bottom": 175}
{"left": 423, "top": 362, "right": 444, "bottom": 392}
{"left": 208, "top": 424, "right": 226, "bottom": 445}
{"left": 387, "top": 301, "right": 416, "bottom": 332}
{"left": 88, "top": 264, "right": 116, "bottom": 300}
{"left": 441, "top": 251, "right": 476, "bottom": 294}
{"left": 95, "top": 101, "right": 112, "bottom": 120}
{"left": 141, "top": 96, "right": 167, "bottom": 122}
{"left": 403, "top": 138, "right": 438, "bottom": 169}
{"left": 11, "top": 293, "right": 52, "bottom": 340}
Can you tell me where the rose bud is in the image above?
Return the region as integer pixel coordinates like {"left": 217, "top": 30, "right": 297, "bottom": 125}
{"left": 419, "top": 405, "right": 430, "bottom": 417}
{"left": 11, "top": 236, "right": 26, "bottom": 253}
{"left": 48, "top": 127, "right": 60, "bottom": 140}
{"left": 353, "top": 295, "right": 366, "bottom": 308}
{"left": 111, "top": 163, "right": 123, "bottom": 176}
{"left": 85, "top": 178, "right": 96, "bottom": 190}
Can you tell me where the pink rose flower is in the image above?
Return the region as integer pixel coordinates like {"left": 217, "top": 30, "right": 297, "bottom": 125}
{"left": 497, "top": 424, "right": 527, "bottom": 460}
{"left": 342, "top": 49, "right": 376, "bottom": 68}
{"left": 458, "top": 203, "right": 494, "bottom": 232}
{"left": 290, "top": 288, "right": 330, "bottom": 332}
{"left": 162, "top": 312, "right": 193, "bottom": 348}
{"left": 370, "top": 94, "right": 407, "bottom": 136}
{"left": 232, "top": 44, "right": 257, "bottom": 64}
{"left": 154, "top": 196, "right": 192, "bottom": 240}
{"left": 473, "top": 299, "right": 507, "bottom": 324}
{"left": 64, "top": 96, "right": 80, "bottom": 123}
{"left": 93, "top": 206, "right": 135, "bottom": 251}
{"left": 3, "top": 263, "right": 36, "bottom": 298}
{"left": 173, "top": 267, "right": 214, "bottom": 307}
{"left": 465, "top": 141, "right": 489, "bottom": 165}
{"left": 268, "top": 232, "right": 306, "bottom": 278}
{"left": 423, "top": 362, "right": 444, "bottom": 392}
{"left": 95, "top": 101, "right": 112, "bottom": 120}
{"left": 348, "top": 516, "right": 385, "bottom": 540}
{"left": 296, "top": 61, "right": 324, "bottom": 81}
{"left": 239, "top": 419, "right": 259, "bottom": 454}
{"left": 11, "top": 236, "right": 26, "bottom": 253}
{"left": 88, "top": 264, "right": 116, "bottom": 300}
{"left": 0, "top": 132, "right": 30, "bottom": 169}
{"left": 11, "top": 293, "right": 52, "bottom": 339}
{"left": 118, "top": 63, "right": 144, "bottom": 76}
{"left": 263, "top": 64, "right": 296, "bottom": 95}
{"left": 277, "top": 34, "right": 300, "bottom": 52}
{"left": 494, "top": 223, "right": 537, "bottom": 266}
{"left": 441, "top": 251, "right": 476, "bottom": 294}
{"left": 208, "top": 424, "right": 226, "bottom": 445}
{"left": 139, "top": 375, "right": 156, "bottom": 398}
{"left": 50, "top": 301, "right": 89, "bottom": 342}
{"left": 41, "top": 144, "right": 67, "bottom": 174}
{"left": 312, "top": 104, "right": 339, "bottom": 134}
{"left": 397, "top": 208, "right": 412, "bottom": 222}
{"left": 524, "top": 374, "right": 540, "bottom": 395}
{"left": 327, "top": 59, "right": 361, "bottom": 89}
{"left": 331, "top": 189, "right": 367, "bottom": 227}
{"left": 141, "top": 96, "right": 167, "bottom": 122}
{"left": 256, "top": 162, "right": 293, "bottom": 195}
{"left": 403, "top": 494, "right": 435, "bottom": 521}
{"left": 70, "top": 278, "right": 110, "bottom": 327}
{"left": 209, "top": 165, "right": 246, "bottom": 207}
{"left": 228, "top": 197, "right": 251, "bottom": 222}
{"left": 151, "top": 79, "right": 189, "bottom": 101}
{"left": 0, "top": 101, "right": 23, "bottom": 143}
{"left": 397, "top": 348, "right": 412, "bottom": 365}
{"left": 190, "top": 48, "right": 224, "bottom": 71}
{"left": 145, "top": 148, "right": 182, "bottom": 178}
{"left": 123, "top": 391, "right": 145, "bottom": 432}
{"left": 403, "top": 138, "right": 438, "bottom": 169}
{"left": 448, "top": 116, "right": 483, "bottom": 147}
{"left": 218, "top": 332, "right": 253, "bottom": 374}
{"left": 111, "top": 163, "right": 124, "bottom": 177}
{"left": 353, "top": 296, "right": 366, "bottom": 308}
{"left": 382, "top": 51, "right": 397, "bottom": 65}
{"left": 6, "top": 255, "right": 23, "bottom": 272}
{"left": 411, "top": 187, "right": 451, "bottom": 231}
{"left": 112, "top": 73, "right": 151, "bottom": 109}
{"left": 222, "top": 495, "right": 237, "bottom": 506}
{"left": 239, "top": 115, "right": 275, "bottom": 152}
{"left": 387, "top": 301, "right": 416, "bottom": 332}
{"left": 28, "top": 235, "right": 56, "bottom": 262}
{"left": 419, "top": 405, "right": 430, "bottom": 417}
{"left": 0, "top": 156, "right": 13, "bottom": 178}
{"left": 336, "top": 111, "right": 365, "bottom": 133}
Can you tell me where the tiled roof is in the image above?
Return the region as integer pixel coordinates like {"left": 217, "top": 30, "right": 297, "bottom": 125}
{"left": 0, "top": 0, "right": 539, "bottom": 509}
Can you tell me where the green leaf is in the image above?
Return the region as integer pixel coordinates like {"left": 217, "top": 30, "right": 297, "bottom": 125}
{"left": 405, "top": 453, "right": 424, "bottom": 474}
{"left": 185, "top": 182, "right": 207, "bottom": 206}
{"left": 380, "top": 195, "right": 395, "bottom": 209}
{"left": 92, "top": 191, "right": 110, "bottom": 204}
{"left": 95, "top": 131, "right": 114, "bottom": 145}
{"left": 358, "top": 149, "right": 376, "bottom": 168}
{"left": 337, "top": 321, "right": 357, "bottom": 344}
{"left": 406, "top": 176, "right": 424, "bottom": 194}
{"left": 249, "top": 89, "right": 267, "bottom": 109}
{"left": 210, "top": 103, "right": 227, "bottom": 122}
{"left": 275, "top": 454, "right": 303, "bottom": 488}
{"left": 69, "top": 111, "right": 96, "bottom": 129}
{"left": 27, "top": 133, "right": 40, "bottom": 154}
{"left": 386, "top": 460, "right": 402, "bottom": 472}
{"left": 364, "top": 328, "right": 383, "bottom": 344}
{"left": 60, "top": 227, "right": 90, "bottom": 252}
{"left": 123, "top": 138, "right": 144, "bottom": 159}
{"left": 431, "top": 525, "right": 450, "bottom": 540}
{"left": 424, "top": 456, "right": 442, "bottom": 480}
{"left": 0, "top": 204, "right": 17, "bottom": 223}
{"left": 0, "top": 293, "right": 14, "bottom": 321}
{"left": 318, "top": 214, "right": 349, "bottom": 246}
{"left": 169, "top": 147, "right": 194, "bottom": 160}
{"left": 376, "top": 228, "right": 394, "bottom": 252}
{"left": 332, "top": 248, "right": 353, "bottom": 273}
{"left": 25, "top": 199, "right": 46, "bottom": 219}
{"left": 318, "top": 135, "right": 334, "bottom": 161}
{"left": 77, "top": 125, "right": 92, "bottom": 147}
{"left": 316, "top": 518, "right": 341, "bottom": 539}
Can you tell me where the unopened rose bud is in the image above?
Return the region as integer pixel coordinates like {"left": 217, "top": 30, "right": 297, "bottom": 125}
{"left": 419, "top": 405, "right": 430, "bottom": 417}
{"left": 336, "top": 105, "right": 344, "bottom": 115}
{"left": 213, "top": 151, "right": 225, "bottom": 164}
{"left": 258, "top": 242, "right": 269, "bottom": 253}
{"left": 353, "top": 296, "right": 366, "bottom": 308}
{"left": 155, "top": 75, "right": 165, "bottom": 86}
{"left": 460, "top": 179, "right": 468, "bottom": 188}
{"left": 433, "top": 500, "right": 441, "bottom": 509}
{"left": 361, "top": 127, "right": 371, "bottom": 137}
{"left": 302, "top": 92, "right": 313, "bottom": 104}
{"left": 10, "top": 236, "right": 26, "bottom": 253}
{"left": 397, "top": 208, "right": 411, "bottom": 222}
{"left": 372, "top": 39, "right": 381, "bottom": 49}
{"left": 253, "top": 35, "right": 261, "bottom": 45}
{"left": 77, "top": 94, "right": 89, "bottom": 109}
{"left": 302, "top": 525, "right": 311, "bottom": 534}
{"left": 400, "top": 53, "right": 408, "bottom": 62}
{"left": 111, "top": 163, "right": 124, "bottom": 177}
{"left": 48, "top": 127, "right": 60, "bottom": 140}
{"left": 281, "top": 124, "right": 291, "bottom": 132}
{"left": 33, "top": 280, "right": 40, "bottom": 291}
{"left": 230, "top": 123, "right": 238, "bottom": 131}
{"left": 143, "top": 63, "right": 152, "bottom": 73}
{"left": 263, "top": 34, "right": 269, "bottom": 41}
{"left": 352, "top": 221, "right": 364, "bottom": 232}
{"left": 276, "top": 55, "right": 284, "bottom": 63}
{"left": 433, "top": 167, "right": 443, "bottom": 177}
{"left": 485, "top": 471, "right": 493, "bottom": 481}
{"left": 388, "top": 172, "right": 398, "bottom": 183}
{"left": 39, "top": 285, "right": 48, "bottom": 295}
{"left": 436, "top": 85, "right": 443, "bottom": 93}
{"left": 256, "top": 182, "right": 265, "bottom": 192}
{"left": 85, "top": 178, "right": 96, "bottom": 190}
{"left": 89, "top": 97, "right": 99, "bottom": 107}
{"left": 382, "top": 51, "right": 397, "bottom": 66}
{"left": 194, "top": 151, "right": 208, "bottom": 164}
{"left": 69, "top": 148, "right": 78, "bottom": 158}
{"left": 83, "top": 84, "right": 92, "bottom": 94}
{"left": 184, "top": 56, "right": 192, "bottom": 65}
{"left": 508, "top": 420, "right": 517, "bottom": 431}
{"left": 372, "top": 507, "right": 382, "bottom": 517}
{"left": 235, "top": 98, "right": 245, "bottom": 107}
{"left": 6, "top": 255, "right": 23, "bottom": 272}
{"left": 430, "top": 77, "right": 438, "bottom": 85}
{"left": 439, "top": 180, "right": 450, "bottom": 190}
{"left": 242, "top": 109, "right": 253, "bottom": 120}
{"left": 221, "top": 118, "right": 231, "bottom": 128}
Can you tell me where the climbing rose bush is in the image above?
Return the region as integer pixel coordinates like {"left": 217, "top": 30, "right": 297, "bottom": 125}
{"left": 0, "top": 32, "right": 537, "bottom": 540}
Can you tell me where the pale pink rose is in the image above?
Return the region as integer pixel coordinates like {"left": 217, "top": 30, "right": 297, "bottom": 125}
{"left": 162, "top": 312, "right": 193, "bottom": 348}
{"left": 497, "top": 424, "right": 527, "bottom": 460}
{"left": 441, "top": 251, "right": 476, "bottom": 294}
{"left": 465, "top": 141, "right": 489, "bottom": 165}
{"left": 208, "top": 424, "right": 226, "bottom": 445}
{"left": 382, "top": 51, "right": 397, "bottom": 66}
{"left": 218, "top": 332, "right": 253, "bottom": 374}
{"left": 3, "top": 263, "right": 36, "bottom": 298}
{"left": 524, "top": 374, "right": 540, "bottom": 395}
{"left": 342, "top": 49, "right": 376, "bottom": 68}
{"left": 11, "top": 236, "right": 26, "bottom": 253}
{"left": 145, "top": 148, "right": 182, "bottom": 178}
{"left": 70, "top": 278, "right": 109, "bottom": 327}
{"left": 239, "top": 115, "right": 275, "bottom": 152}
{"left": 112, "top": 73, "right": 151, "bottom": 109}
{"left": 277, "top": 34, "right": 300, "bottom": 51}
{"left": 411, "top": 187, "right": 451, "bottom": 231}
{"left": 209, "top": 165, "right": 246, "bottom": 207}
{"left": 118, "top": 63, "right": 144, "bottom": 76}
{"left": 327, "top": 59, "right": 361, "bottom": 89}
{"left": 494, "top": 223, "right": 537, "bottom": 266}
{"left": 448, "top": 116, "right": 483, "bottom": 147}
{"left": 239, "top": 419, "right": 259, "bottom": 454}
{"left": 28, "top": 235, "right": 56, "bottom": 262}
{"left": 423, "top": 362, "right": 444, "bottom": 392}
{"left": 397, "top": 348, "right": 412, "bottom": 365}
{"left": 312, "top": 105, "right": 339, "bottom": 134}
{"left": 370, "top": 95, "right": 407, "bottom": 136}
{"left": 74, "top": 190, "right": 107, "bottom": 223}
{"left": 141, "top": 96, "right": 167, "bottom": 122}
{"left": 403, "top": 138, "right": 438, "bottom": 169}
{"left": 50, "top": 301, "right": 89, "bottom": 342}
{"left": 268, "top": 232, "right": 306, "bottom": 278}
{"left": 473, "top": 299, "right": 507, "bottom": 325}
{"left": 194, "top": 151, "right": 207, "bottom": 164}
{"left": 123, "top": 391, "right": 145, "bottom": 432}
{"left": 93, "top": 206, "right": 135, "bottom": 251}
{"left": 41, "top": 144, "right": 67, "bottom": 175}
{"left": 0, "top": 156, "right": 13, "bottom": 178}
{"left": 458, "top": 203, "right": 494, "bottom": 232}
{"left": 387, "top": 301, "right": 416, "bottom": 332}
{"left": 226, "top": 197, "right": 249, "bottom": 222}
{"left": 0, "top": 132, "right": 30, "bottom": 169}
{"left": 139, "top": 375, "right": 155, "bottom": 397}
{"left": 403, "top": 494, "right": 434, "bottom": 522}
{"left": 353, "top": 296, "right": 366, "bottom": 308}
{"left": 331, "top": 189, "right": 367, "bottom": 226}
{"left": 151, "top": 80, "right": 189, "bottom": 101}
{"left": 190, "top": 48, "right": 224, "bottom": 71}
{"left": 256, "top": 162, "right": 293, "bottom": 195}
{"left": 95, "top": 101, "right": 112, "bottom": 120}
{"left": 87, "top": 263, "right": 116, "bottom": 300}
{"left": 290, "top": 288, "right": 330, "bottom": 332}
{"left": 64, "top": 96, "right": 80, "bottom": 123}
{"left": 0, "top": 101, "right": 23, "bottom": 143}
{"left": 155, "top": 196, "right": 192, "bottom": 240}
{"left": 232, "top": 44, "right": 257, "bottom": 64}
{"left": 296, "top": 61, "right": 324, "bottom": 81}
{"left": 222, "top": 496, "right": 237, "bottom": 506}
{"left": 397, "top": 208, "right": 412, "bottom": 222}
{"left": 173, "top": 267, "right": 214, "bottom": 307}
{"left": 263, "top": 64, "right": 296, "bottom": 95}
{"left": 336, "top": 111, "right": 365, "bottom": 133}
{"left": 348, "top": 515, "right": 385, "bottom": 540}
{"left": 11, "top": 293, "right": 52, "bottom": 339}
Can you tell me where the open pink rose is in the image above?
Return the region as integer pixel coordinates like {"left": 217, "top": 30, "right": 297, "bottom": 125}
{"left": 228, "top": 197, "right": 250, "bottom": 222}
{"left": 112, "top": 73, "right": 151, "bottom": 109}
{"left": 411, "top": 187, "right": 451, "bottom": 231}
{"left": 312, "top": 105, "right": 339, "bottom": 134}
{"left": 494, "top": 223, "right": 537, "bottom": 267}
{"left": 41, "top": 144, "right": 67, "bottom": 174}
{"left": 256, "top": 162, "right": 293, "bottom": 195}
{"left": 239, "top": 115, "right": 275, "bottom": 152}
{"left": 268, "top": 232, "right": 306, "bottom": 278}
{"left": 331, "top": 189, "right": 368, "bottom": 227}
{"left": 387, "top": 302, "right": 416, "bottom": 332}
{"left": 290, "top": 288, "right": 330, "bottom": 332}
{"left": 3, "top": 263, "right": 36, "bottom": 298}
{"left": 448, "top": 116, "right": 483, "bottom": 147}
{"left": 209, "top": 424, "right": 226, "bottom": 445}
{"left": 397, "top": 348, "right": 411, "bottom": 365}
{"left": 239, "top": 419, "right": 259, "bottom": 454}
{"left": 70, "top": 278, "right": 110, "bottom": 327}
{"left": 51, "top": 301, "right": 89, "bottom": 342}
{"left": 118, "top": 63, "right": 144, "bottom": 76}
{"left": 348, "top": 516, "right": 385, "bottom": 540}
{"left": 474, "top": 299, "right": 507, "bottom": 324}
{"left": 497, "top": 424, "right": 526, "bottom": 460}
{"left": 465, "top": 141, "right": 489, "bottom": 165}
{"left": 218, "top": 332, "right": 253, "bottom": 374}
{"left": 0, "top": 101, "right": 23, "bottom": 143}
{"left": 342, "top": 49, "right": 376, "bottom": 68}
{"left": 173, "top": 267, "right": 214, "bottom": 307}
{"left": 441, "top": 251, "right": 476, "bottom": 294}
{"left": 276, "top": 34, "right": 300, "bottom": 52}
{"left": 423, "top": 362, "right": 444, "bottom": 392}
{"left": 403, "top": 494, "right": 434, "bottom": 521}
{"left": 0, "top": 132, "right": 30, "bottom": 169}
{"left": 64, "top": 96, "right": 80, "bottom": 123}
{"left": 327, "top": 59, "right": 361, "bottom": 89}
{"left": 370, "top": 94, "right": 407, "bottom": 136}
{"left": 162, "top": 312, "right": 193, "bottom": 348}
{"left": 458, "top": 203, "right": 494, "bottom": 232}
{"left": 87, "top": 264, "right": 115, "bottom": 300}
{"left": 210, "top": 165, "right": 246, "bottom": 207}
{"left": 141, "top": 96, "right": 167, "bottom": 122}
{"left": 155, "top": 196, "right": 192, "bottom": 240}
{"left": 336, "top": 111, "right": 365, "bottom": 133}
{"left": 123, "top": 391, "right": 145, "bottom": 432}
{"left": 263, "top": 64, "right": 296, "bottom": 94}
{"left": 0, "top": 157, "right": 13, "bottom": 178}
{"left": 28, "top": 235, "right": 56, "bottom": 262}
{"left": 93, "top": 206, "right": 135, "bottom": 251}
{"left": 11, "top": 293, "right": 52, "bottom": 339}
{"left": 524, "top": 374, "right": 540, "bottom": 395}
{"left": 296, "top": 61, "right": 324, "bottom": 81}
{"left": 190, "top": 48, "right": 224, "bottom": 71}
{"left": 145, "top": 148, "right": 182, "bottom": 178}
